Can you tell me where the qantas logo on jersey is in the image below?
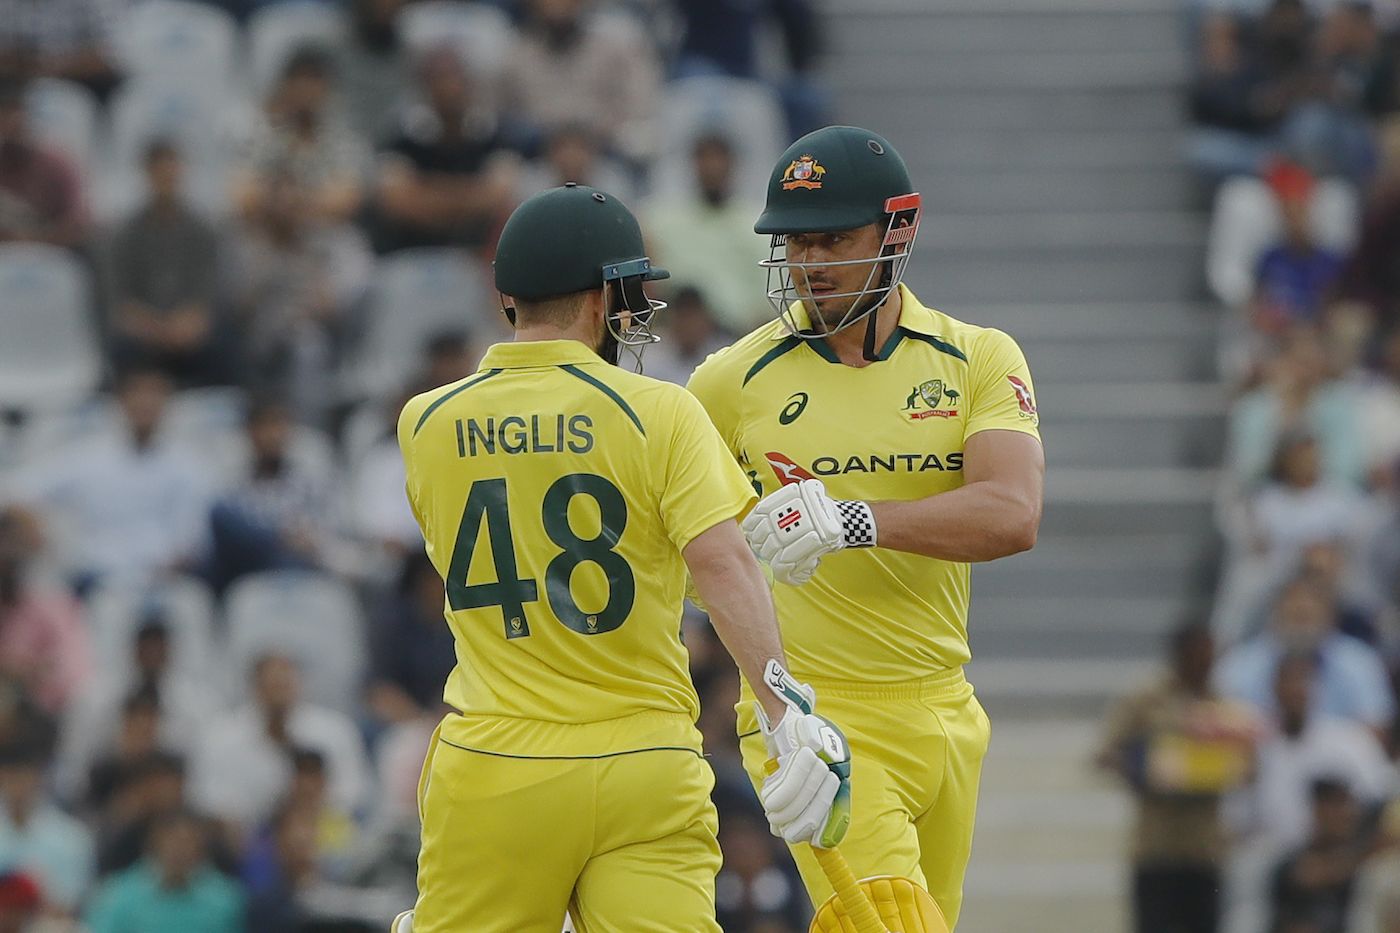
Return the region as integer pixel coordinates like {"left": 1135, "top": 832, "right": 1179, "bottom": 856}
{"left": 1007, "top": 375, "right": 1037, "bottom": 417}
{"left": 765, "top": 451, "right": 816, "bottom": 486}
{"left": 767, "top": 449, "right": 963, "bottom": 479}
{"left": 902, "top": 378, "right": 961, "bottom": 421}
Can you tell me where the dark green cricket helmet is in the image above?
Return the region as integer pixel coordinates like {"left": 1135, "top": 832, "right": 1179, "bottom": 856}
{"left": 754, "top": 126, "right": 923, "bottom": 352}
{"left": 494, "top": 183, "right": 668, "bottom": 302}
{"left": 755, "top": 125, "right": 916, "bottom": 235}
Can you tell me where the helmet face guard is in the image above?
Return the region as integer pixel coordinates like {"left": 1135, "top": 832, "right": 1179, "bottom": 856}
{"left": 499, "top": 256, "right": 666, "bottom": 374}
{"left": 759, "top": 193, "right": 921, "bottom": 339}
{"left": 601, "top": 257, "right": 666, "bottom": 373}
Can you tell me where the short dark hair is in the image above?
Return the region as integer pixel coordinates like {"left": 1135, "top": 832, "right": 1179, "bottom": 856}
{"left": 142, "top": 138, "right": 180, "bottom": 167}
{"left": 291, "top": 747, "right": 326, "bottom": 775}
{"left": 692, "top": 131, "right": 734, "bottom": 160}
{"left": 424, "top": 329, "right": 472, "bottom": 359}
{"left": 281, "top": 44, "right": 335, "bottom": 82}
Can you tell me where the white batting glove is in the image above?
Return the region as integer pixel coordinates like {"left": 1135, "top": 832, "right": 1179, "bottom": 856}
{"left": 741, "top": 479, "right": 877, "bottom": 585}
{"left": 755, "top": 661, "right": 852, "bottom": 849}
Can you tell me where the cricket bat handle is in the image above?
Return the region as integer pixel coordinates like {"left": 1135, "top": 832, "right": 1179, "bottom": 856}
{"left": 811, "top": 845, "right": 889, "bottom": 933}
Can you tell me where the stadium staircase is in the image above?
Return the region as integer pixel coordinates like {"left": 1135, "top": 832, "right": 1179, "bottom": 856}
{"left": 822, "top": 0, "right": 1215, "bottom": 927}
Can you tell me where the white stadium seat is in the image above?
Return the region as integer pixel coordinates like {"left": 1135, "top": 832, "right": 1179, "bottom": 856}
{"left": 248, "top": 1, "right": 349, "bottom": 96}
{"left": 85, "top": 575, "right": 218, "bottom": 686}
{"left": 397, "top": 1, "right": 512, "bottom": 81}
{"left": 343, "top": 248, "right": 491, "bottom": 400}
{"left": 114, "top": 0, "right": 239, "bottom": 88}
{"left": 224, "top": 570, "right": 367, "bottom": 712}
{"left": 0, "top": 245, "right": 99, "bottom": 412}
{"left": 652, "top": 76, "right": 788, "bottom": 201}
{"left": 101, "top": 79, "right": 241, "bottom": 221}
{"left": 26, "top": 79, "right": 99, "bottom": 180}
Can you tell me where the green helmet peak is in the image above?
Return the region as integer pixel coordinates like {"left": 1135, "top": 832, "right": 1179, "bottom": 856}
{"left": 755, "top": 126, "right": 914, "bottom": 235}
{"left": 494, "top": 184, "right": 668, "bottom": 302}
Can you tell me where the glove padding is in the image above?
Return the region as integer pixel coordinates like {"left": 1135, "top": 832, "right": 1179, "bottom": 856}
{"left": 742, "top": 480, "right": 845, "bottom": 586}
{"left": 755, "top": 662, "right": 852, "bottom": 849}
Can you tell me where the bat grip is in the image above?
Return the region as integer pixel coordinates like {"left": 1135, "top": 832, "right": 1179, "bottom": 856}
{"left": 811, "top": 846, "right": 888, "bottom": 933}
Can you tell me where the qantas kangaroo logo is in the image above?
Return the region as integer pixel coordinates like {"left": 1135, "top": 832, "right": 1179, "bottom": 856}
{"left": 765, "top": 451, "right": 815, "bottom": 486}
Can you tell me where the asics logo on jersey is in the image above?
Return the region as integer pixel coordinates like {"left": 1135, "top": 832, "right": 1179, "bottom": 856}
{"left": 778, "top": 392, "right": 809, "bottom": 424}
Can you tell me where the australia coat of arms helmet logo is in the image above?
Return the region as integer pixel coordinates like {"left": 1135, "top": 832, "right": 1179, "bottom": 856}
{"left": 781, "top": 154, "right": 827, "bottom": 190}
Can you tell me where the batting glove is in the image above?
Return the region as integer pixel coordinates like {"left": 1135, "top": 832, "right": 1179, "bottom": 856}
{"left": 742, "top": 479, "right": 877, "bottom": 585}
{"left": 755, "top": 660, "right": 852, "bottom": 849}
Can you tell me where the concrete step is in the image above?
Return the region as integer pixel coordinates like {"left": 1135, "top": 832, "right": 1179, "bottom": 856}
{"left": 835, "top": 10, "right": 1181, "bottom": 56}
{"left": 1014, "top": 339, "right": 1217, "bottom": 383}
{"left": 894, "top": 128, "right": 1186, "bottom": 171}
{"left": 928, "top": 166, "right": 1197, "bottom": 213}
{"left": 974, "top": 537, "right": 1207, "bottom": 597}
{"left": 916, "top": 254, "right": 1203, "bottom": 308}
{"left": 1046, "top": 418, "right": 1225, "bottom": 468}
{"left": 828, "top": 48, "right": 1184, "bottom": 92}
{"left": 962, "top": 302, "right": 1220, "bottom": 341}
{"left": 920, "top": 210, "right": 1204, "bottom": 253}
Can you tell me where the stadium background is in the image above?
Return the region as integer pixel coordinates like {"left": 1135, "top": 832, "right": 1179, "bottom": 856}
{"left": 0, "top": 0, "right": 1397, "bottom": 931}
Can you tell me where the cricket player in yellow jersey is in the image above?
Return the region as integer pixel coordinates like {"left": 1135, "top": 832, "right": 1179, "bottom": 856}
{"left": 687, "top": 126, "right": 1046, "bottom": 929}
{"left": 392, "top": 184, "right": 855, "bottom": 933}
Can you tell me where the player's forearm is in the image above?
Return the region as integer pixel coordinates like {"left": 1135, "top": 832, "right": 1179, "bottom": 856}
{"left": 870, "top": 480, "right": 1040, "bottom": 562}
{"left": 683, "top": 522, "right": 790, "bottom": 724}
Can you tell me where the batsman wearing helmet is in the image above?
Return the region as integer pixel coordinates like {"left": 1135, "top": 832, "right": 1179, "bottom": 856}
{"left": 687, "top": 126, "right": 1045, "bottom": 928}
{"left": 393, "top": 184, "right": 853, "bottom": 933}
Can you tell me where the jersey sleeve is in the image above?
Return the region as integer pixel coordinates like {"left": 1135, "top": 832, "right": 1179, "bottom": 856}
{"left": 395, "top": 395, "right": 431, "bottom": 547}
{"left": 655, "top": 386, "right": 758, "bottom": 554}
{"left": 684, "top": 351, "right": 744, "bottom": 460}
{"left": 966, "top": 328, "right": 1041, "bottom": 440}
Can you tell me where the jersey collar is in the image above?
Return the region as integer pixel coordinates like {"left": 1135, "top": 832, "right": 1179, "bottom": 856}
{"left": 773, "top": 285, "right": 948, "bottom": 363}
{"left": 479, "top": 339, "right": 602, "bottom": 369}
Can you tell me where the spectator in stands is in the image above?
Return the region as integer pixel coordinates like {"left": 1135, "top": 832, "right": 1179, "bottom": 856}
{"left": 1270, "top": 778, "right": 1371, "bottom": 933}
{"left": 673, "top": 0, "right": 830, "bottom": 137}
{"left": 0, "top": 75, "right": 86, "bottom": 249}
{"left": 1356, "top": 327, "right": 1400, "bottom": 476}
{"left": 106, "top": 140, "right": 226, "bottom": 388}
{"left": 0, "top": 0, "right": 121, "bottom": 98}
{"left": 1348, "top": 801, "right": 1400, "bottom": 933}
{"left": 1245, "top": 434, "right": 1369, "bottom": 579}
{"left": 94, "top": 751, "right": 186, "bottom": 877}
{"left": 0, "top": 742, "right": 93, "bottom": 915}
{"left": 207, "top": 399, "right": 341, "bottom": 591}
{"left": 1098, "top": 621, "right": 1258, "bottom": 933}
{"left": 1222, "top": 654, "right": 1393, "bottom": 933}
{"left": 1218, "top": 577, "right": 1393, "bottom": 731}
{"left": 349, "top": 334, "right": 479, "bottom": 560}
{"left": 245, "top": 802, "right": 322, "bottom": 933}
{"left": 645, "top": 133, "right": 770, "bottom": 334}
{"left": 0, "top": 507, "right": 88, "bottom": 718}
{"left": 1338, "top": 129, "right": 1400, "bottom": 336}
{"left": 337, "top": 0, "right": 412, "bottom": 142}
{"left": 1227, "top": 328, "right": 1364, "bottom": 490}
{"left": 57, "top": 615, "right": 214, "bottom": 807}
{"left": 220, "top": 166, "right": 372, "bottom": 422}
{"left": 503, "top": 0, "right": 661, "bottom": 167}
{"left": 714, "top": 795, "right": 811, "bottom": 931}
{"left": 516, "top": 123, "right": 633, "bottom": 204}
{"left": 15, "top": 366, "right": 209, "bottom": 590}
{"left": 85, "top": 810, "right": 243, "bottom": 933}
{"left": 367, "top": 551, "right": 454, "bottom": 729}
{"left": 643, "top": 286, "right": 728, "bottom": 386}
{"left": 1252, "top": 161, "right": 1345, "bottom": 334}
{"left": 84, "top": 688, "right": 162, "bottom": 817}
{"left": 0, "top": 871, "right": 41, "bottom": 933}
{"left": 374, "top": 44, "right": 516, "bottom": 255}
{"left": 1188, "top": 12, "right": 1284, "bottom": 180}
{"left": 235, "top": 45, "right": 368, "bottom": 227}
{"left": 190, "top": 654, "right": 370, "bottom": 832}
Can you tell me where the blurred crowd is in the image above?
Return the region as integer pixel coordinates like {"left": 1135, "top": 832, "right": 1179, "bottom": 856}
{"left": 1103, "top": 2, "right": 1400, "bottom": 931}
{"left": 0, "top": 0, "right": 829, "bottom": 930}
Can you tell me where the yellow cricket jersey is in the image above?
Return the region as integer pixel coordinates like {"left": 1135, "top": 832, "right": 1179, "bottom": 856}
{"left": 398, "top": 339, "right": 756, "bottom": 757}
{"left": 687, "top": 284, "right": 1041, "bottom": 694}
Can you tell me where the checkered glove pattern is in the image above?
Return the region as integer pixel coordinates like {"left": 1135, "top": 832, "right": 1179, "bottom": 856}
{"left": 742, "top": 480, "right": 877, "bottom": 585}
